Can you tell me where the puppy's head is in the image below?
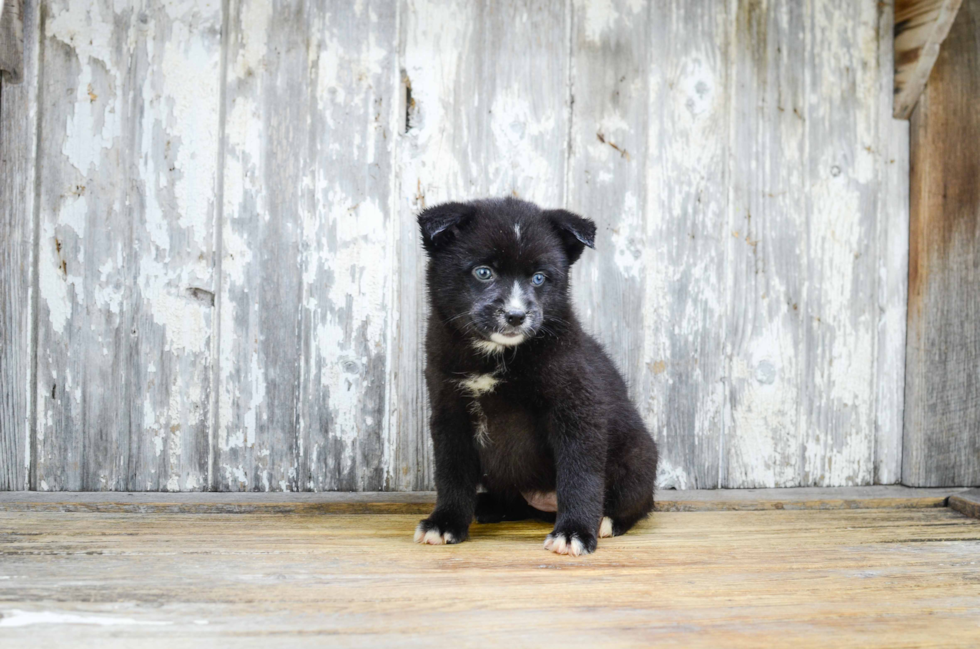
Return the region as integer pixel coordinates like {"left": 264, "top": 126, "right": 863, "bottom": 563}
{"left": 418, "top": 198, "right": 595, "bottom": 351}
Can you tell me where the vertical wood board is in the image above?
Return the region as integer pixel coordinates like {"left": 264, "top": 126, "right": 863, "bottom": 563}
{"left": 725, "top": 0, "right": 807, "bottom": 488}
{"left": 0, "top": 0, "right": 38, "bottom": 490}
{"left": 904, "top": 0, "right": 980, "bottom": 487}
{"left": 33, "top": 0, "right": 222, "bottom": 490}
{"left": 572, "top": 2, "right": 730, "bottom": 488}
{"left": 565, "top": 0, "right": 655, "bottom": 475}
{"left": 874, "top": 0, "right": 909, "bottom": 485}
{"left": 217, "top": 0, "right": 399, "bottom": 491}
{"left": 800, "top": 0, "right": 881, "bottom": 486}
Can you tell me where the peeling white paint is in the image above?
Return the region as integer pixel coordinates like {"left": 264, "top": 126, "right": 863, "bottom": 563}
{"left": 578, "top": 0, "right": 619, "bottom": 44}
{"left": 162, "top": 21, "right": 220, "bottom": 245}
{"left": 656, "top": 459, "right": 690, "bottom": 491}
{"left": 148, "top": 293, "right": 208, "bottom": 354}
{"left": 38, "top": 224, "right": 71, "bottom": 336}
{"left": 488, "top": 86, "right": 560, "bottom": 201}
{"left": 48, "top": 3, "right": 118, "bottom": 176}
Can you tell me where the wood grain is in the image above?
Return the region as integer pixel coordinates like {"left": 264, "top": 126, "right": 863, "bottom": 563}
{"left": 893, "top": 0, "right": 964, "bottom": 119}
{"left": 0, "top": 508, "right": 978, "bottom": 647}
{"left": 33, "top": 0, "right": 222, "bottom": 490}
{"left": 0, "top": 0, "right": 37, "bottom": 490}
{"left": 904, "top": 0, "right": 980, "bottom": 487}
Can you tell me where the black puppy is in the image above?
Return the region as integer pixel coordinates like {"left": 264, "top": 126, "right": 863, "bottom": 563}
{"left": 414, "top": 197, "right": 658, "bottom": 556}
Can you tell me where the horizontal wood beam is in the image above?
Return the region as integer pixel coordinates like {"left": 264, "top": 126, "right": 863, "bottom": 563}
{"left": 0, "top": 486, "right": 966, "bottom": 514}
{"left": 894, "top": 0, "right": 964, "bottom": 118}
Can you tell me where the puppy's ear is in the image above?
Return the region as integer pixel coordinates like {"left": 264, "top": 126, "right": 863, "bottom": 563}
{"left": 543, "top": 209, "right": 596, "bottom": 265}
{"left": 417, "top": 202, "right": 477, "bottom": 253}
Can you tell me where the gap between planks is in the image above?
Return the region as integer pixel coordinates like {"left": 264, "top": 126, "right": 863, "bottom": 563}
{"left": 0, "top": 486, "right": 968, "bottom": 515}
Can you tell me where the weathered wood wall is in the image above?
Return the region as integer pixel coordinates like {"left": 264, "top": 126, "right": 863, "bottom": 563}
{"left": 904, "top": 0, "right": 980, "bottom": 487}
{"left": 1, "top": 0, "right": 910, "bottom": 491}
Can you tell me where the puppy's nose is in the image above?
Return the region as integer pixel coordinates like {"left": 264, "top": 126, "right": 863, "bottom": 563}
{"left": 505, "top": 310, "right": 526, "bottom": 326}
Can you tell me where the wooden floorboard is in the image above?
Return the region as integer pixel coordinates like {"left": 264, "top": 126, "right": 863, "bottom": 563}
{"left": 949, "top": 489, "right": 980, "bottom": 519}
{"left": 0, "top": 507, "right": 978, "bottom": 647}
{"left": 0, "top": 486, "right": 964, "bottom": 514}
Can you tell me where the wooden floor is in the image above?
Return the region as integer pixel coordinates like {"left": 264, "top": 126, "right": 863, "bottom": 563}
{"left": 1, "top": 496, "right": 979, "bottom": 647}
{"left": 0, "top": 507, "right": 980, "bottom": 649}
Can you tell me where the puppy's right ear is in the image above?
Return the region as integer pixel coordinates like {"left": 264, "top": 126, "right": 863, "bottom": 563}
{"left": 417, "top": 202, "right": 477, "bottom": 253}
{"left": 543, "top": 209, "right": 596, "bottom": 265}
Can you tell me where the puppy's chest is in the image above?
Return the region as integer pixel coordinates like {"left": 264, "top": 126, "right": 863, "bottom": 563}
{"left": 455, "top": 372, "right": 551, "bottom": 484}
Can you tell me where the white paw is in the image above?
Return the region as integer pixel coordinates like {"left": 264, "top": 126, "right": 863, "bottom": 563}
{"left": 414, "top": 523, "right": 456, "bottom": 545}
{"left": 543, "top": 533, "right": 586, "bottom": 556}
{"left": 599, "top": 516, "right": 614, "bottom": 538}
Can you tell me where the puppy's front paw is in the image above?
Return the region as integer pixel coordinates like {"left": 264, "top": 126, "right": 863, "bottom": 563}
{"left": 543, "top": 522, "right": 597, "bottom": 556}
{"left": 414, "top": 517, "right": 468, "bottom": 545}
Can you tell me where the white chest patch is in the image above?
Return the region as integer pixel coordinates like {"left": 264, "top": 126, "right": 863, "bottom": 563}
{"left": 459, "top": 373, "right": 500, "bottom": 397}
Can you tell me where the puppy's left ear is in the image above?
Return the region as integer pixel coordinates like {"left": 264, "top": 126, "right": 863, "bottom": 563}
{"left": 543, "top": 209, "right": 596, "bottom": 265}
{"left": 417, "top": 202, "right": 477, "bottom": 253}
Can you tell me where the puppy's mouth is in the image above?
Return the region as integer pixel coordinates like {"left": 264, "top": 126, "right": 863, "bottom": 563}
{"left": 486, "top": 317, "right": 538, "bottom": 346}
{"left": 489, "top": 331, "right": 526, "bottom": 346}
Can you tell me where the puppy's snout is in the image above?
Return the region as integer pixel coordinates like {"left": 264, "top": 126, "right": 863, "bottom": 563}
{"left": 505, "top": 310, "right": 527, "bottom": 326}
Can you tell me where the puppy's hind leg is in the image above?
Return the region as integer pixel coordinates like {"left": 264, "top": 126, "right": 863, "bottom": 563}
{"left": 602, "top": 423, "right": 657, "bottom": 537}
{"left": 601, "top": 484, "right": 653, "bottom": 537}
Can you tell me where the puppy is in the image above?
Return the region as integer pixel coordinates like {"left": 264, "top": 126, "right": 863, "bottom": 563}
{"left": 413, "top": 197, "right": 658, "bottom": 556}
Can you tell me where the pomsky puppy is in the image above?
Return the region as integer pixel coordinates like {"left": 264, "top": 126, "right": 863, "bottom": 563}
{"left": 413, "top": 197, "right": 658, "bottom": 556}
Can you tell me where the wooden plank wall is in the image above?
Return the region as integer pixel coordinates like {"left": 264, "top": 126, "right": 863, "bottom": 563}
{"left": 904, "top": 0, "right": 980, "bottom": 486}
{"left": 0, "top": 0, "right": 910, "bottom": 491}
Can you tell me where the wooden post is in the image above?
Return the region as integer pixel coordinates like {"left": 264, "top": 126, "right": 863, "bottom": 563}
{"left": 904, "top": 0, "right": 980, "bottom": 486}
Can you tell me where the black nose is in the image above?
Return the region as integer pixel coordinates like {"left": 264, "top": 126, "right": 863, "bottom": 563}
{"left": 505, "top": 310, "right": 526, "bottom": 326}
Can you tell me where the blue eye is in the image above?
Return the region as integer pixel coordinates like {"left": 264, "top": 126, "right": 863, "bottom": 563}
{"left": 473, "top": 266, "right": 494, "bottom": 282}
{"left": 531, "top": 272, "right": 546, "bottom": 286}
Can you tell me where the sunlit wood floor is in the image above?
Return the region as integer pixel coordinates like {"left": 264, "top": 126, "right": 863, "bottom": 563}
{"left": 1, "top": 497, "right": 979, "bottom": 647}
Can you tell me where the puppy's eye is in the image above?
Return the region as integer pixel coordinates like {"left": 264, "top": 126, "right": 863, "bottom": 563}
{"left": 473, "top": 266, "right": 494, "bottom": 282}
{"left": 531, "top": 272, "right": 546, "bottom": 286}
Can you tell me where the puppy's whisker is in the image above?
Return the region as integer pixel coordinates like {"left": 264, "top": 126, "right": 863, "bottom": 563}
{"left": 442, "top": 312, "right": 470, "bottom": 325}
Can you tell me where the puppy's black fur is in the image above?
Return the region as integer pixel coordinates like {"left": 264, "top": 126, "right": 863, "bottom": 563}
{"left": 415, "top": 197, "right": 658, "bottom": 556}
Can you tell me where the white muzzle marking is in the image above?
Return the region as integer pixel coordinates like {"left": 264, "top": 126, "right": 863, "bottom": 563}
{"left": 506, "top": 281, "right": 527, "bottom": 313}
